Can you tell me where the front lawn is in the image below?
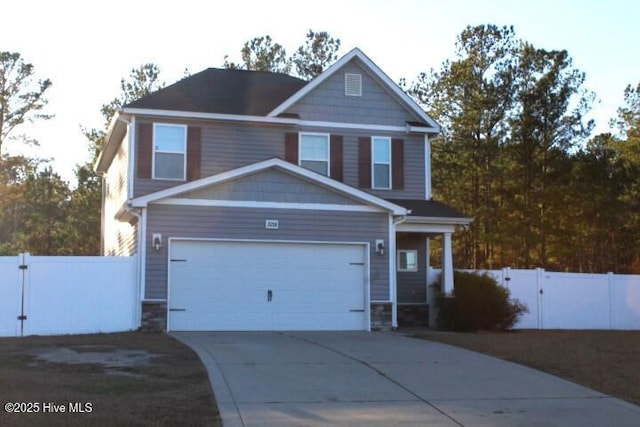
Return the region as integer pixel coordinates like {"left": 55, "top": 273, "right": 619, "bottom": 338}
{"left": 410, "top": 329, "right": 640, "bottom": 406}
{"left": 0, "top": 332, "right": 221, "bottom": 426}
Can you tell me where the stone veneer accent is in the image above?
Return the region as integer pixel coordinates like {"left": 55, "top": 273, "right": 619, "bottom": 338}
{"left": 141, "top": 302, "right": 167, "bottom": 332}
{"left": 142, "top": 302, "right": 401, "bottom": 332}
{"left": 370, "top": 303, "right": 393, "bottom": 330}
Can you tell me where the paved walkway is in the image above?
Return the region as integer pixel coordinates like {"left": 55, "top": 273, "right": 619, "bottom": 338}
{"left": 173, "top": 331, "right": 640, "bottom": 426}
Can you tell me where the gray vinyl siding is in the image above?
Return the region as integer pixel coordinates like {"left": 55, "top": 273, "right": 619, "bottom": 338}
{"left": 145, "top": 205, "right": 390, "bottom": 301}
{"left": 180, "top": 169, "right": 357, "bottom": 204}
{"left": 284, "top": 59, "right": 421, "bottom": 126}
{"left": 396, "top": 233, "right": 428, "bottom": 304}
{"left": 134, "top": 119, "right": 290, "bottom": 198}
{"left": 133, "top": 118, "right": 426, "bottom": 200}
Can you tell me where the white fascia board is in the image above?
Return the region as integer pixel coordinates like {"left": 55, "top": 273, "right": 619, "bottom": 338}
{"left": 268, "top": 48, "right": 441, "bottom": 131}
{"left": 408, "top": 125, "right": 440, "bottom": 134}
{"left": 131, "top": 157, "right": 408, "bottom": 215}
{"left": 154, "top": 198, "right": 385, "bottom": 213}
{"left": 123, "top": 107, "right": 294, "bottom": 125}
{"left": 395, "top": 223, "right": 458, "bottom": 234}
{"left": 121, "top": 107, "right": 435, "bottom": 134}
{"left": 404, "top": 216, "right": 474, "bottom": 226}
{"left": 95, "top": 112, "right": 129, "bottom": 173}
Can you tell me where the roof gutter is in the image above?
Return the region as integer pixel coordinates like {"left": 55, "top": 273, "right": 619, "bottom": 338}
{"left": 94, "top": 113, "right": 131, "bottom": 174}
{"left": 405, "top": 216, "right": 474, "bottom": 226}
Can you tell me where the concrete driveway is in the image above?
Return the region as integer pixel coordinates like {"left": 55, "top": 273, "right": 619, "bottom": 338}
{"left": 174, "top": 331, "right": 640, "bottom": 426}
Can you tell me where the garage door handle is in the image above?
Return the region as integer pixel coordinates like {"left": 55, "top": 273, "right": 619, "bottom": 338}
{"left": 267, "top": 290, "right": 273, "bottom": 302}
{"left": 169, "top": 308, "right": 186, "bottom": 312}
{"left": 349, "top": 309, "right": 365, "bottom": 312}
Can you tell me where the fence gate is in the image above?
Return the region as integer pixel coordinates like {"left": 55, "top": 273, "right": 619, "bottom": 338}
{"left": 1, "top": 254, "right": 138, "bottom": 337}
{"left": 0, "top": 255, "right": 22, "bottom": 336}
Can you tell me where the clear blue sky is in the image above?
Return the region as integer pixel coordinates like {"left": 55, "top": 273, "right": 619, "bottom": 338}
{"left": 2, "top": 0, "right": 638, "bottom": 182}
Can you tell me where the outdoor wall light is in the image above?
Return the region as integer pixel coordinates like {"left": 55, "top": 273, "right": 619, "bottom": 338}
{"left": 375, "top": 239, "right": 385, "bottom": 255}
{"left": 152, "top": 234, "right": 162, "bottom": 251}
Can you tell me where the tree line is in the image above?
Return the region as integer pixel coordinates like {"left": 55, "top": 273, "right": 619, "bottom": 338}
{"left": 0, "top": 26, "right": 638, "bottom": 273}
{"left": 406, "top": 25, "right": 639, "bottom": 273}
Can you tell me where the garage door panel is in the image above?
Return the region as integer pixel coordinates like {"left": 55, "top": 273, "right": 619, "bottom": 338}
{"left": 168, "top": 240, "right": 367, "bottom": 331}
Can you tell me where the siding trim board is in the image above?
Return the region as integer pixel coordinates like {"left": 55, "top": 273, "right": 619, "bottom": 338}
{"left": 154, "top": 198, "right": 386, "bottom": 213}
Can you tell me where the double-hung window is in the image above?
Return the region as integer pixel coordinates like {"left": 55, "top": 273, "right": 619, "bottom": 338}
{"left": 153, "top": 124, "right": 187, "bottom": 180}
{"left": 299, "top": 133, "right": 330, "bottom": 176}
{"left": 372, "top": 137, "right": 391, "bottom": 189}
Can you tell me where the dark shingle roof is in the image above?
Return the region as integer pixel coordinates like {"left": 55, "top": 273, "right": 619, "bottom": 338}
{"left": 124, "top": 68, "right": 308, "bottom": 116}
{"left": 386, "top": 199, "right": 471, "bottom": 219}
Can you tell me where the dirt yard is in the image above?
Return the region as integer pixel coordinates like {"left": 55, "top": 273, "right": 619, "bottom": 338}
{"left": 409, "top": 329, "right": 640, "bottom": 406}
{"left": 0, "top": 332, "right": 221, "bottom": 426}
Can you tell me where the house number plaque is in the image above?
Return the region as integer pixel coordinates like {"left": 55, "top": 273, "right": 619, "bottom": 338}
{"left": 265, "top": 219, "right": 279, "bottom": 229}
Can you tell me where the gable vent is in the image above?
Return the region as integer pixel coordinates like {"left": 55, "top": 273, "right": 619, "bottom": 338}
{"left": 345, "top": 73, "right": 362, "bottom": 97}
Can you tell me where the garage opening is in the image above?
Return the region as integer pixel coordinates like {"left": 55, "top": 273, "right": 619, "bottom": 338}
{"left": 168, "top": 240, "right": 369, "bottom": 331}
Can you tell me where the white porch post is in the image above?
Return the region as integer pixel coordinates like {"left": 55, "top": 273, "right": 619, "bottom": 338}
{"left": 441, "top": 232, "right": 454, "bottom": 295}
{"left": 425, "top": 237, "right": 431, "bottom": 300}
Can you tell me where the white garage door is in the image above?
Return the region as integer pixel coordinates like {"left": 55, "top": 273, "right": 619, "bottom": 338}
{"left": 168, "top": 240, "right": 368, "bottom": 331}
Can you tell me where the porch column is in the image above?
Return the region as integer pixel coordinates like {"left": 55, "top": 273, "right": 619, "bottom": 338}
{"left": 441, "top": 232, "right": 454, "bottom": 295}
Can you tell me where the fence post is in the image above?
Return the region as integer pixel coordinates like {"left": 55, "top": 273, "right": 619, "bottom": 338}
{"left": 607, "top": 272, "right": 614, "bottom": 330}
{"left": 536, "top": 268, "right": 544, "bottom": 330}
{"left": 503, "top": 267, "right": 511, "bottom": 289}
{"left": 18, "top": 253, "right": 31, "bottom": 337}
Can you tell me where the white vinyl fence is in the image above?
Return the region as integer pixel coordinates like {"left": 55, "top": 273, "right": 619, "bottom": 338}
{"left": 428, "top": 268, "right": 640, "bottom": 330}
{"left": 0, "top": 254, "right": 138, "bottom": 337}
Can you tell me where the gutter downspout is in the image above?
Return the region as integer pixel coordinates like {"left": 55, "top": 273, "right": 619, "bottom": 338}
{"left": 126, "top": 205, "right": 144, "bottom": 330}
{"left": 126, "top": 116, "right": 135, "bottom": 201}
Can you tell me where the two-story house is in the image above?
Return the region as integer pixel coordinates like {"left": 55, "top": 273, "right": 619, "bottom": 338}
{"left": 95, "top": 48, "right": 471, "bottom": 332}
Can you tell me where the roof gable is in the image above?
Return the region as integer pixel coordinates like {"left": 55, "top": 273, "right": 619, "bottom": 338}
{"left": 177, "top": 168, "right": 358, "bottom": 205}
{"left": 131, "top": 158, "right": 407, "bottom": 215}
{"left": 280, "top": 59, "right": 421, "bottom": 126}
{"left": 269, "top": 48, "right": 440, "bottom": 130}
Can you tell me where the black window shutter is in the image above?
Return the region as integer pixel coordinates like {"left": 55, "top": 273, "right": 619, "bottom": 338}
{"left": 137, "top": 123, "right": 153, "bottom": 179}
{"left": 392, "top": 138, "right": 404, "bottom": 190}
{"left": 285, "top": 133, "right": 298, "bottom": 164}
{"left": 187, "top": 126, "right": 202, "bottom": 181}
{"left": 358, "top": 137, "right": 371, "bottom": 188}
{"left": 330, "top": 135, "right": 343, "bottom": 181}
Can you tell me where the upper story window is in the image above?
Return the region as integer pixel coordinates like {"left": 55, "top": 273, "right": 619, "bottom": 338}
{"left": 153, "top": 124, "right": 187, "bottom": 180}
{"left": 299, "top": 133, "right": 330, "bottom": 176}
{"left": 372, "top": 137, "right": 391, "bottom": 189}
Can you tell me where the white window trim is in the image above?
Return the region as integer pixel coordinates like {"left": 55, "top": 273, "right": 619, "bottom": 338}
{"left": 397, "top": 249, "right": 418, "bottom": 272}
{"left": 152, "top": 123, "right": 187, "bottom": 181}
{"left": 371, "top": 136, "right": 392, "bottom": 190}
{"left": 299, "top": 132, "right": 330, "bottom": 176}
